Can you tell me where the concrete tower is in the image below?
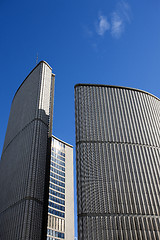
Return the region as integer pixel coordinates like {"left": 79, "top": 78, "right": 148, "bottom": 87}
{"left": 0, "top": 61, "right": 55, "bottom": 239}
{"left": 75, "top": 84, "right": 160, "bottom": 240}
{"left": 0, "top": 61, "right": 74, "bottom": 240}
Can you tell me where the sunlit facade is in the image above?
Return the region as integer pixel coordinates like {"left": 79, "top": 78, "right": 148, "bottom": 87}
{"left": 75, "top": 84, "right": 160, "bottom": 240}
{"left": 47, "top": 136, "right": 74, "bottom": 240}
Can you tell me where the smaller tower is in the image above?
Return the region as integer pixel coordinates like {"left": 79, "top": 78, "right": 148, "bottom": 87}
{"left": 47, "top": 136, "right": 74, "bottom": 240}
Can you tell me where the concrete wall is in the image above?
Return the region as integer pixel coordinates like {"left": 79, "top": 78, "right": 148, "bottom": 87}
{"left": 75, "top": 84, "right": 160, "bottom": 240}
{"left": 65, "top": 144, "right": 74, "bottom": 240}
{"left": 0, "top": 61, "right": 55, "bottom": 240}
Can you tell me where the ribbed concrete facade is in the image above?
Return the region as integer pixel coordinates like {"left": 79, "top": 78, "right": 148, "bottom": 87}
{"left": 0, "top": 61, "right": 55, "bottom": 240}
{"left": 75, "top": 84, "right": 160, "bottom": 240}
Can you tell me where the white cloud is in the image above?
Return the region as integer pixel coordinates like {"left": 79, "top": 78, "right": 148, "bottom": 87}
{"left": 118, "top": 0, "right": 131, "bottom": 23}
{"left": 84, "top": 0, "right": 131, "bottom": 42}
{"left": 111, "top": 0, "right": 131, "bottom": 38}
{"left": 96, "top": 15, "right": 110, "bottom": 36}
{"left": 111, "top": 12, "right": 124, "bottom": 38}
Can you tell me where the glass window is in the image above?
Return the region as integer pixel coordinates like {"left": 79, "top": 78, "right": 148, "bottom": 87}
{"left": 50, "top": 171, "right": 65, "bottom": 182}
{"left": 49, "top": 177, "right": 65, "bottom": 188}
{"left": 51, "top": 153, "right": 65, "bottom": 162}
{"left": 48, "top": 207, "right": 65, "bottom": 218}
{"left": 47, "top": 227, "right": 65, "bottom": 239}
{"left": 51, "top": 156, "right": 65, "bottom": 166}
{"left": 49, "top": 195, "right": 65, "bottom": 205}
{"left": 50, "top": 182, "right": 65, "bottom": 193}
{"left": 49, "top": 201, "right": 65, "bottom": 211}
{"left": 50, "top": 161, "right": 65, "bottom": 172}
{"left": 50, "top": 166, "right": 65, "bottom": 177}
{"left": 52, "top": 148, "right": 65, "bottom": 157}
{"left": 49, "top": 189, "right": 65, "bottom": 199}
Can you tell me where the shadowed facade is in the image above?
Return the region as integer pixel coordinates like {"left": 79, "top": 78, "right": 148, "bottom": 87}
{"left": 0, "top": 61, "right": 55, "bottom": 240}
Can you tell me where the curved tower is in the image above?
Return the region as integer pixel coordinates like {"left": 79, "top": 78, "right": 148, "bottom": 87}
{"left": 0, "top": 61, "right": 55, "bottom": 239}
{"left": 75, "top": 84, "right": 160, "bottom": 240}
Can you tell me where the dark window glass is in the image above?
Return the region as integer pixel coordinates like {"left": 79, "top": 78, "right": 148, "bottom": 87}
{"left": 50, "top": 171, "right": 65, "bottom": 182}
{"left": 50, "top": 182, "right": 65, "bottom": 193}
{"left": 49, "top": 195, "right": 65, "bottom": 205}
{"left": 50, "top": 161, "right": 65, "bottom": 172}
{"left": 48, "top": 207, "right": 65, "bottom": 218}
{"left": 48, "top": 201, "right": 65, "bottom": 211}
{"left": 49, "top": 189, "right": 65, "bottom": 199}
{"left": 51, "top": 156, "right": 65, "bottom": 166}
{"left": 49, "top": 177, "right": 65, "bottom": 188}
{"left": 50, "top": 166, "right": 65, "bottom": 177}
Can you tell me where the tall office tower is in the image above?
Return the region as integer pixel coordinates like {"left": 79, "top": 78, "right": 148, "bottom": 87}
{"left": 0, "top": 61, "right": 55, "bottom": 240}
{"left": 47, "top": 136, "right": 74, "bottom": 240}
{"left": 0, "top": 61, "right": 74, "bottom": 240}
{"left": 75, "top": 84, "right": 160, "bottom": 240}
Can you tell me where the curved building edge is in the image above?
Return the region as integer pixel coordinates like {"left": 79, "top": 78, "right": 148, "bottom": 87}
{"left": 52, "top": 135, "right": 73, "bottom": 148}
{"left": 74, "top": 83, "right": 160, "bottom": 101}
{"left": 12, "top": 61, "right": 55, "bottom": 103}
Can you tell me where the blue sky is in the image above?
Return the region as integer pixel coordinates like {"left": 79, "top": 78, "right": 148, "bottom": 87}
{"left": 0, "top": 0, "right": 160, "bottom": 238}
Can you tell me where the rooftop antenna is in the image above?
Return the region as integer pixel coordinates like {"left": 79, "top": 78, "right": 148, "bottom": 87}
{"left": 36, "top": 53, "right": 38, "bottom": 65}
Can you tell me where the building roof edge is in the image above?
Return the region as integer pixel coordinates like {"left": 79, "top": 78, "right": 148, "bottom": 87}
{"left": 74, "top": 83, "right": 160, "bottom": 101}
{"left": 12, "top": 61, "right": 53, "bottom": 103}
{"left": 52, "top": 135, "right": 73, "bottom": 148}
